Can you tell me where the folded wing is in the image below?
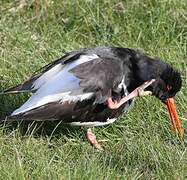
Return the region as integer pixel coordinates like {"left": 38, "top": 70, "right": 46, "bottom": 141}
{"left": 11, "top": 53, "right": 123, "bottom": 117}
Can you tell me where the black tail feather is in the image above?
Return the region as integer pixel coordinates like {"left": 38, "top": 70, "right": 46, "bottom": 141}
{"left": 1, "top": 84, "right": 32, "bottom": 94}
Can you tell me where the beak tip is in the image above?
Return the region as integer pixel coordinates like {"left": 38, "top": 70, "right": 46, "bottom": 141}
{"left": 166, "top": 97, "right": 184, "bottom": 140}
{"left": 179, "top": 128, "right": 184, "bottom": 140}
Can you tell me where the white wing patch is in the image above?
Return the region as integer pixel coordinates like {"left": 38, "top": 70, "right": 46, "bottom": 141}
{"left": 32, "top": 64, "right": 63, "bottom": 90}
{"left": 32, "top": 54, "right": 99, "bottom": 91}
{"left": 12, "top": 92, "right": 94, "bottom": 115}
{"left": 12, "top": 54, "right": 98, "bottom": 116}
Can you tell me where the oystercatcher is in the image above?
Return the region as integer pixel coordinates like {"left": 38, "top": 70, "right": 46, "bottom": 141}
{"left": 3, "top": 47, "right": 183, "bottom": 149}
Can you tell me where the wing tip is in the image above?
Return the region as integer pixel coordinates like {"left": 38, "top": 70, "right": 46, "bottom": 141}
{"left": 1, "top": 84, "right": 22, "bottom": 94}
{"left": 0, "top": 115, "right": 19, "bottom": 122}
{"left": 1, "top": 84, "right": 34, "bottom": 95}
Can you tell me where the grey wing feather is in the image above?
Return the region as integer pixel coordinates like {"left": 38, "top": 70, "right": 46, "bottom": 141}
{"left": 70, "top": 57, "right": 123, "bottom": 103}
{"left": 2, "top": 51, "right": 81, "bottom": 94}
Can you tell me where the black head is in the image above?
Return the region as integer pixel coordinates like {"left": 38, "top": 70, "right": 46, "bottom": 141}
{"left": 151, "top": 65, "right": 182, "bottom": 103}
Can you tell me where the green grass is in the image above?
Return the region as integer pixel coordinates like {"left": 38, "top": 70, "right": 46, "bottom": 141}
{"left": 0, "top": 0, "right": 187, "bottom": 179}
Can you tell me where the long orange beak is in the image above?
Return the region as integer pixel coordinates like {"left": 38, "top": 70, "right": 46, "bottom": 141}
{"left": 166, "top": 98, "right": 184, "bottom": 139}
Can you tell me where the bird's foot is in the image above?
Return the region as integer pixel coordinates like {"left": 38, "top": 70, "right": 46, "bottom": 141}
{"left": 86, "top": 128, "right": 104, "bottom": 150}
{"left": 136, "top": 79, "right": 155, "bottom": 96}
{"left": 107, "top": 79, "right": 155, "bottom": 109}
{"left": 107, "top": 97, "right": 119, "bottom": 109}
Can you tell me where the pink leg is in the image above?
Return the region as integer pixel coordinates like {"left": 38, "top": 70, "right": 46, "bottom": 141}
{"left": 86, "top": 128, "right": 103, "bottom": 150}
{"left": 107, "top": 79, "right": 155, "bottom": 109}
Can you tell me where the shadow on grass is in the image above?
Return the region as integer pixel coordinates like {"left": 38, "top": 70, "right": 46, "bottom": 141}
{"left": 0, "top": 94, "right": 84, "bottom": 140}
{"left": 2, "top": 120, "right": 83, "bottom": 138}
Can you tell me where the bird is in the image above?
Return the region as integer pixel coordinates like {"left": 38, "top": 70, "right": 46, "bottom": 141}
{"left": 2, "top": 47, "right": 183, "bottom": 149}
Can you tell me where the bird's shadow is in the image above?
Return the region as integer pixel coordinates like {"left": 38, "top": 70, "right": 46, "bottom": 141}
{"left": 1, "top": 120, "right": 84, "bottom": 140}
{"left": 0, "top": 94, "right": 84, "bottom": 140}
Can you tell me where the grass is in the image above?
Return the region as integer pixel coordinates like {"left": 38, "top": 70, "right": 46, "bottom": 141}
{"left": 0, "top": 0, "right": 187, "bottom": 179}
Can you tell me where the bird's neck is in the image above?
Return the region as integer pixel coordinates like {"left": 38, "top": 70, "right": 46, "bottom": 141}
{"left": 128, "top": 53, "right": 167, "bottom": 92}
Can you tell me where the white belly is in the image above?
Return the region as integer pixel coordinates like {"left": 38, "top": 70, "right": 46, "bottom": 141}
{"left": 68, "top": 118, "right": 117, "bottom": 127}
